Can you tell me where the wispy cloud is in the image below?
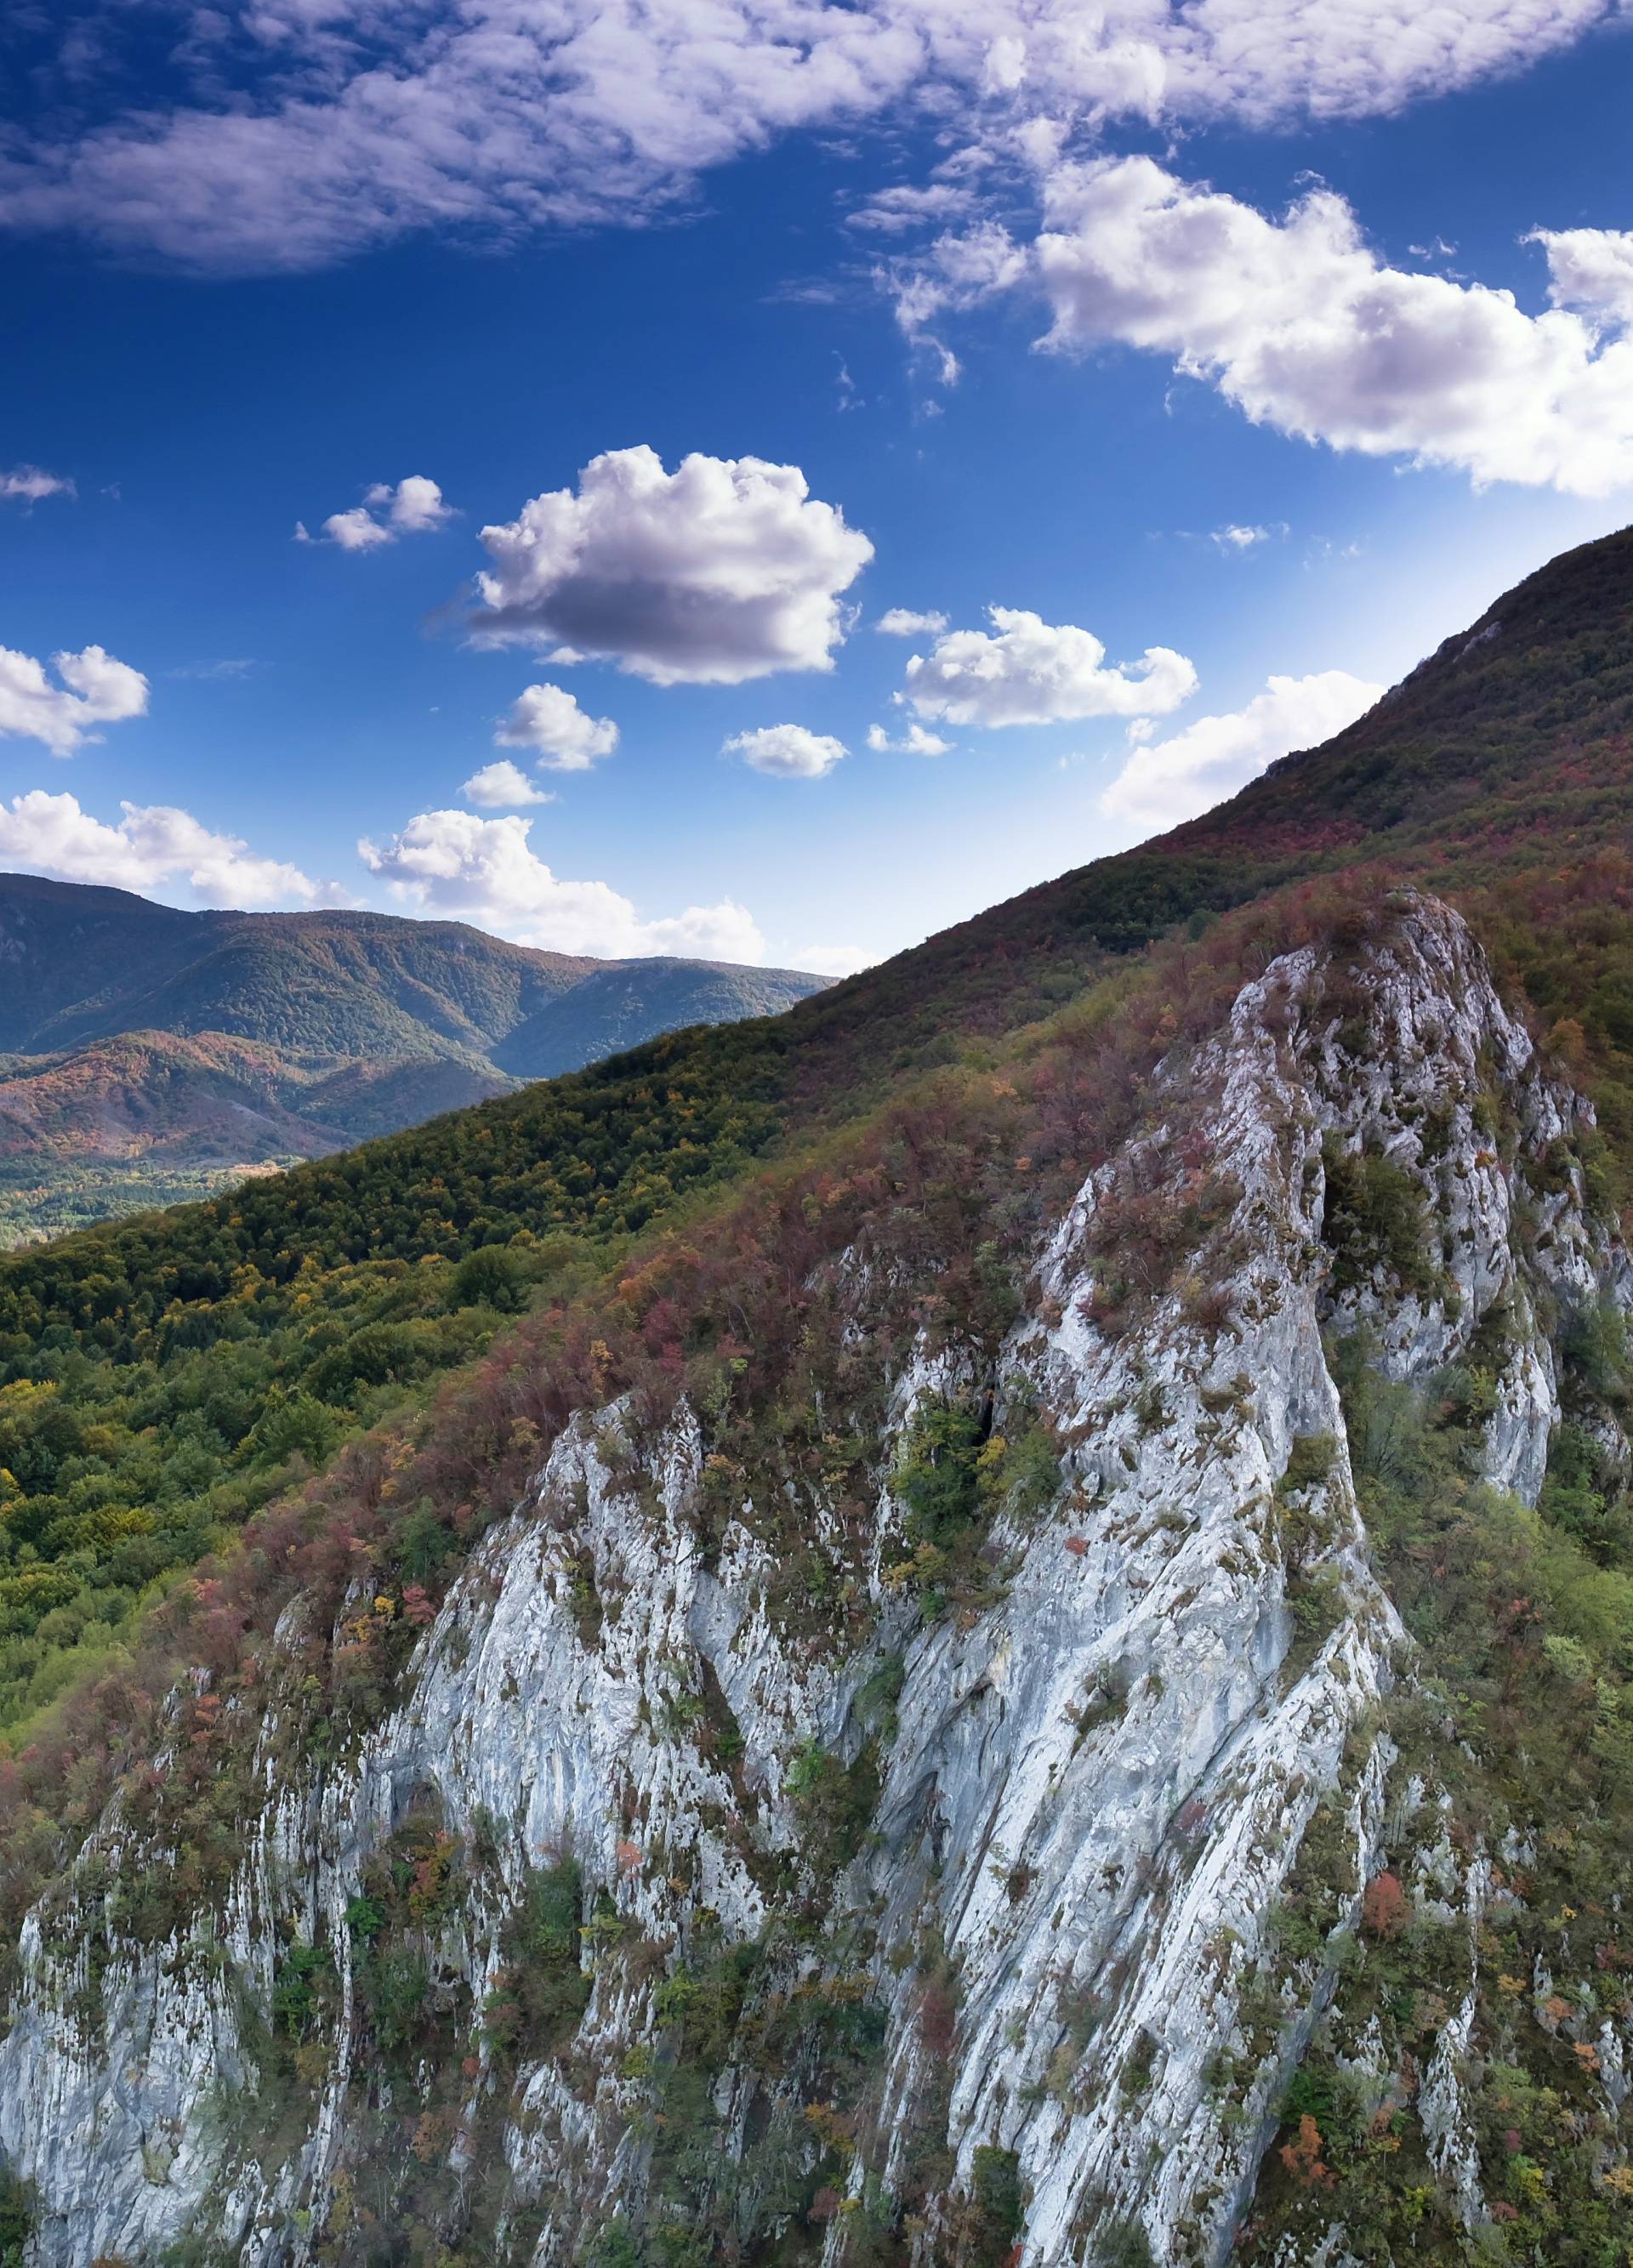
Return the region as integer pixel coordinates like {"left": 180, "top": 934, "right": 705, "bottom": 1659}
{"left": 1209, "top": 522, "right": 1287, "bottom": 553}
{"left": 0, "top": 2, "right": 1613, "bottom": 272}
{"left": 0, "top": 465, "right": 74, "bottom": 503}
{"left": 166, "top": 657, "right": 258, "bottom": 681}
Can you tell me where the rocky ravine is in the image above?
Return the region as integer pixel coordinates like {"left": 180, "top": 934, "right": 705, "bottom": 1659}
{"left": 1, "top": 894, "right": 1625, "bottom": 2267}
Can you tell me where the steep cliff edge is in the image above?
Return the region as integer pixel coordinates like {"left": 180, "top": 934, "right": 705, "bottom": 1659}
{"left": 3, "top": 892, "right": 1630, "bottom": 2268}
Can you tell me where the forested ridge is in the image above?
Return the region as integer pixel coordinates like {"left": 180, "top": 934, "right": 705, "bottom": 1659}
{"left": 1, "top": 529, "right": 1633, "bottom": 2263}
{"left": 1, "top": 529, "right": 1631, "bottom": 1750}
{"left": 8, "top": 877, "right": 1633, "bottom": 2266}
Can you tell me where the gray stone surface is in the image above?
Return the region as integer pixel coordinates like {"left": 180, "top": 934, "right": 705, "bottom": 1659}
{"left": 3, "top": 895, "right": 1622, "bottom": 2265}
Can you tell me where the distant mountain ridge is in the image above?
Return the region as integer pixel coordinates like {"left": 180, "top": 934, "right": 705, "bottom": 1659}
{"left": 0, "top": 876, "right": 827, "bottom": 1240}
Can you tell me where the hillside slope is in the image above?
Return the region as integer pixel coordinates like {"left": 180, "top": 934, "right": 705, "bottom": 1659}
{"left": 6, "top": 891, "right": 1630, "bottom": 2268}
{"left": 5, "top": 523, "right": 1621, "bottom": 1298}
{"left": 0, "top": 878, "right": 827, "bottom": 1241}
{"left": 0, "top": 527, "right": 1631, "bottom": 2266}
{"left": 782, "top": 520, "right": 1633, "bottom": 1078}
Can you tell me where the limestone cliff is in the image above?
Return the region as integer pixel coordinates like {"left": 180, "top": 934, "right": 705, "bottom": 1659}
{"left": 3, "top": 894, "right": 1626, "bottom": 2268}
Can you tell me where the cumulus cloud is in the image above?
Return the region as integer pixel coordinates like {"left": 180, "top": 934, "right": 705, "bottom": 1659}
{"left": 359, "top": 808, "right": 766, "bottom": 962}
{"left": 0, "top": 789, "right": 331, "bottom": 907}
{"left": 902, "top": 607, "right": 1197, "bottom": 729}
{"left": 866, "top": 721, "right": 953, "bottom": 754}
{"left": 494, "top": 682, "right": 619, "bottom": 770}
{"left": 725, "top": 724, "right": 848, "bottom": 778}
{"left": 1034, "top": 158, "right": 1633, "bottom": 496}
{"left": 1098, "top": 668, "right": 1384, "bottom": 830}
{"left": 297, "top": 475, "right": 453, "bottom": 550}
{"left": 875, "top": 607, "right": 948, "bottom": 636}
{"left": 1, "top": 1, "right": 1611, "bottom": 271}
{"left": 642, "top": 902, "right": 767, "bottom": 961}
{"left": 0, "top": 643, "right": 149, "bottom": 756}
{"left": 473, "top": 447, "right": 873, "bottom": 685}
{"left": 0, "top": 466, "right": 74, "bottom": 503}
{"left": 462, "top": 760, "right": 554, "bottom": 808}
{"left": 1535, "top": 225, "right": 1633, "bottom": 327}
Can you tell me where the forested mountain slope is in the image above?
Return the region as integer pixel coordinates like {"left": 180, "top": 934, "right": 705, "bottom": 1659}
{"left": 6, "top": 525, "right": 1626, "bottom": 1304}
{"left": 790, "top": 521, "right": 1633, "bottom": 1079}
{"left": 0, "top": 527, "right": 1630, "bottom": 2267}
{"left": 0, "top": 878, "right": 824, "bottom": 1243}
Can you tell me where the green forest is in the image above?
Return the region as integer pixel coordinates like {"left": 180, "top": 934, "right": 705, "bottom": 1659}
{"left": 0, "top": 1013, "right": 797, "bottom": 1734}
{"left": 5, "top": 528, "right": 1633, "bottom": 1792}
{"left": 2, "top": 531, "right": 1633, "bottom": 2264}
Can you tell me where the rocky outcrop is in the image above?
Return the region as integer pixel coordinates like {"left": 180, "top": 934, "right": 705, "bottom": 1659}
{"left": 2, "top": 893, "right": 1623, "bottom": 2267}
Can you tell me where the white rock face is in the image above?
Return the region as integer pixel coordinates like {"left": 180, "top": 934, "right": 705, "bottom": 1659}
{"left": 1, "top": 894, "right": 1623, "bottom": 2267}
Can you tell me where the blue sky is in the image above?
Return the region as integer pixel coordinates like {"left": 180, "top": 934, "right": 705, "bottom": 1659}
{"left": 1, "top": 3, "right": 1630, "bottom": 975}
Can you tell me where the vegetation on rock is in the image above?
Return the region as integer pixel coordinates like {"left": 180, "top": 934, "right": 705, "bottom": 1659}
{"left": 4, "top": 529, "right": 1633, "bottom": 2262}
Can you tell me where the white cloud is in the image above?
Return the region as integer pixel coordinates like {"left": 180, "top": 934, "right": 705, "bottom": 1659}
{"left": 642, "top": 902, "right": 767, "bottom": 961}
{"left": 875, "top": 607, "right": 948, "bottom": 636}
{"left": 462, "top": 759, "right": 555, "bottom": 808}
{"left": 902, "top": 606, "right": 1197, "bottom": 729}
{"left": 848, "top": 183, "right": 976, "bottom": 236}
{"left": 792, "top": 942, "right": 876, "bottom": 976}
{"left": 167, "top": 657, "right": 257, "bottom": 681}
{"left": 378, "top": 475, "right": 452, "bottom": 533}
{"left": 725, "top": 724, "right": 848, "bottom": 779}
{"left": 867, "top": 721, "right": 953, "bottom": 754}
{"left": 3, "top": 1, "right": 1609, "bottom": 271}
{"left": 358, "top": 808, "right": 766, "bottom": 962}
{"left": 0, "top": 643, "right": 149, "bottom": 756}
{"left": 474, "top": 446, "right": 873, "bottom": 685}
{"left": 494, "top": 682, "right": 619, "bottom": 770}
{"left": 298, "top": 475, "right": 453, "bottom": 550}
{"left": 0, "top": 790, "right": 331, "bottom": 907}
{"left": 1534, "top": 225, "right": 1633, "bottom": 327}
{"left": 1211, "top": 522, "right": 1282, "bottom": 552}
{"left": 885, "top": 219, "right": 1029, "bottom": 356}
{"left": 1098, "top": 668, "right": 1384, "bottom": 830}
{"left": 1034, "top": 157, "right": 1633, "bottom": 497}
{"left": 1157, "top": 0, "right": 1613, "bottom": 123}
{"left": 0, "top": 466, "right": 74, "bottom": 503}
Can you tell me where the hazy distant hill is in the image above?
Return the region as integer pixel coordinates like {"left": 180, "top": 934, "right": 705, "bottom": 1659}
{"left": 0, "top": 876, "right": 826, "bottom": 1240}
